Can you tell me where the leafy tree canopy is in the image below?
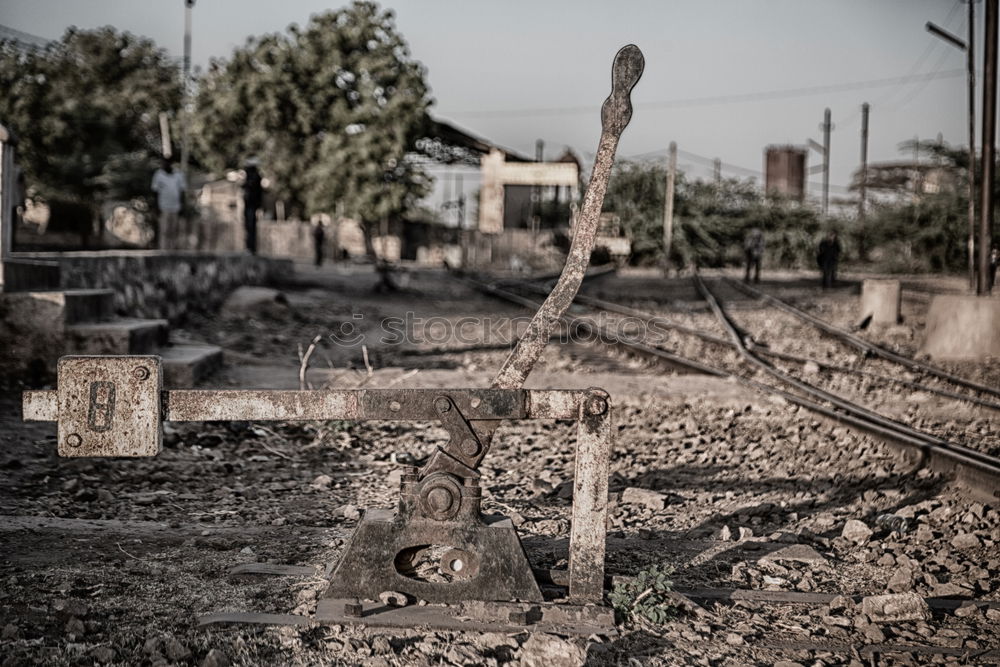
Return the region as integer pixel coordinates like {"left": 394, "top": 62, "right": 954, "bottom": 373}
{"left": 0, "top": 27, "right": 181, "bottom": 221}
{"left": 192, "top": 1, "right": 432, "bottom": 223}
{"left": 603, "top": 160, "right": 821, "bottom": 268}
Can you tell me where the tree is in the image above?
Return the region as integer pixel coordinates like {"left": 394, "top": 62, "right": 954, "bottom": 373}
{"left": 0, "top": 27, "right": 182, "bottom": 243}
{"left": 192, "top": 1, "right": 432, "bottom": 232}
{"left": 602, "top": 160, "right": 821, "bottom": 268}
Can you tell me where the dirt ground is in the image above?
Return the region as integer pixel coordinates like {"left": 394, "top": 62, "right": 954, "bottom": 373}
{"left": 1, "top": 263, "right": 998, "bottom": 666}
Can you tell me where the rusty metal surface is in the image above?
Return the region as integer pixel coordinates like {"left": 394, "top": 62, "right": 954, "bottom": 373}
{"left": 323, "top": 508, "right": 543, "bottom": 603}
{"left": 314, "top": 598, "right": 615, "bottom": 636}
{"left": 21, "top": 389, "right": 57, "bottom": 421}
{"left": 568, "top": 388, "right": 612, "bottom": 604}
{"left": 165, "top": 389, "right": 362, "bottom": 422}
{"left": 491, "top": 44, "right": 644, "bottom": 391}
{"left": 25, "top": 387, "right": 586, "bottom": 423}
{"left": 56, "top": 356, "right": 162, "bottom": 457}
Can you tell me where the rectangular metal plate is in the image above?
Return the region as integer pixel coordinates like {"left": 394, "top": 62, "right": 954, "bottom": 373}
{"left": 57, "top": 356, "right": 162, "bottom": 457}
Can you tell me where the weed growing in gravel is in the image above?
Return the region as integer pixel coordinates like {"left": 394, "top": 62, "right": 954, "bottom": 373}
{"left": 609, "top": 563, "right": 677, "bottom": 625}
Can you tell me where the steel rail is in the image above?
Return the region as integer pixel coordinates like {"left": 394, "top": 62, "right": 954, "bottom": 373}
{"left": 512, "top": 280, "right": 1000, "bottom": 412}
{"left": 695, "top": 275, "right": 1000, "bottom": 483}
{"left": 472, "top": 276, "right": 1000, "bottom": 504}
{"left": 724, "top": 277, "right": 1000, "bottom": 400}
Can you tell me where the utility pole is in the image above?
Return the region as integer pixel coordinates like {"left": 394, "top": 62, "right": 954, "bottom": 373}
{"left": 969, "top": 0, "right": 978, "bottom": 290}
{"left": 532, "top": 139, "right": 544, "bottom": 223}
{"left": 821, "top": 108, "right": 832, "bottom": 216}
{"left": 713, "top": 158, "right": 721, "bottom": 185}
{"left": 180, "top": 0, "right": 193, "bottom": 180}
{"left": 858, "top": 103, "right": 869, "bottom": 258}
{"left": 180, "top": 0, "right": 194, "bottom": 247}
{"left": 928, "top": 11, "right": 979, "bottom": 288}
{"left": 979, "top": 0, "right": 998, "bottom": 295}
{"left": 663, "top": 141, "right": 677, "bottom": 270}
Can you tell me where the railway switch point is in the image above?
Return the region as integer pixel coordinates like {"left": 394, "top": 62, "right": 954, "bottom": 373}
{"left": 17, "top": 44, "right": 645, "bottom": 633}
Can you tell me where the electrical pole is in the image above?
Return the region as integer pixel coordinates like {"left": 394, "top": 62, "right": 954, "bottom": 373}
{"left": 663, "top": 141, "right": 677, "bottom": 270}
{"left": 713, "top": 158, "right": 721, "bottom": 185}
{"left": 530, "top": 138, "right": 544, "bottom": 226}
{"left": 180, "top": 0, "right": 194, "bottom": 247}
{"left": 859, "top": 103, "right": 869, "bottom": 258}
{"left": 821, "top": 108, "right": 832, "bottom": 216}
{"left": 968, "top": 0, "right": 978, "bottom": 290}
{"left": 980, "top": 0, "right": 997, "bottom": 295}
{"left": 180, "top": 0, "right": 193, "bottom": 180}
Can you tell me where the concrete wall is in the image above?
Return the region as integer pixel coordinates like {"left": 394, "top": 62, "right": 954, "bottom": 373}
{"left": 42, "top": 251, "right": 290, "bottom": 323}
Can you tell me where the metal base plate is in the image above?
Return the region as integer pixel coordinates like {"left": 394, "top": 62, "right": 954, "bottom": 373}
{"left": 323, "top": 508, "right": 543, "bottom": 603}
{"left": 315, "top": 598, "right": 616, "bottom": 636}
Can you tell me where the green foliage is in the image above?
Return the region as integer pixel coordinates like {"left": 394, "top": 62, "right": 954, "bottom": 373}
{"left": 0, "top": 27, "right": 181, "bottom": 237}
{"left": 609, "top": 562, "right": 677, "bottom": 625}
{"left": 192, "top": 1, "right": 431, "bottom": 225}
{"left": 865, "top": 191, "right": 967, "bottom": 272}
{"left": 602, "top": 160, "right": 822, "bottom": 268}
{"left": 858, "top": 138, "right": 977, "bottom": 273}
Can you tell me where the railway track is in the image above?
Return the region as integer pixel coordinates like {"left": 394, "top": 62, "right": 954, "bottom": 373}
{"left": 470, "top": 273, "right": 1000, "bottom": 506}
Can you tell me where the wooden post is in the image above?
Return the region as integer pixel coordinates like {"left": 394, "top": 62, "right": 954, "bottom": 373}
{"left": 663, "top": 141, "right": 676, "bottom": 270}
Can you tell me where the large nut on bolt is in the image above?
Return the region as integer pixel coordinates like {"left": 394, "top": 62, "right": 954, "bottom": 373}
{"left": 584, "top": 393, "right": 609, "bottom": 416}
{"left": 417, "top": 472, "right": 463, "bottom": 521}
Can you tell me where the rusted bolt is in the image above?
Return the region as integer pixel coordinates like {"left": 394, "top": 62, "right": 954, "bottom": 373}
{"left": 426, "top": 487, "right": 454, "bottom": 513}
{"left": 132, "top": 366, "right": 150, "bottom": 381}
{"left": 389, "top": 400, "right": 402, "bottom": 412}
{"left": 343, "top": 600, "right": 363, "bottom": 618}
{"left": 65, "top": 433, "right": 83, "bottom": 448}
{"left": 585, "top": 395, "right": 608, "bottom": 416}
{"left": 434, "top": 397, "right": 451, "bottom": 414}
{"left": 460, "top": 438, "right": 479, "bottom": 457}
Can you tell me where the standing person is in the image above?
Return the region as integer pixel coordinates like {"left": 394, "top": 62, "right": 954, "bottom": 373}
{"left": 151, "top": 159, "right": 186, "bottom": 249}
{"left": 743, "top": 227, "right": 764, "bottom": 283}
{"left": 817, "top": 230, "right": 842, "bottom": 288}
{"left": 990, "top": 245, "right": 999, "bottom": 288}
{"left": 312, "top": 219, "right": 326, "bottom": 268}
{"left": 242, "top": 158, "right": 264, "bottom": 254}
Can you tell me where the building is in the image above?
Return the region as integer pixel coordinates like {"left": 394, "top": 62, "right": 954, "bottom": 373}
{"left": 764, "top": 145, "right": 807, "bottom": 201}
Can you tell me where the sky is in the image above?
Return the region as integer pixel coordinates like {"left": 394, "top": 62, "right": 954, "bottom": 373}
{"left": 0, "top": 0, "right": 980, "bottom": 203}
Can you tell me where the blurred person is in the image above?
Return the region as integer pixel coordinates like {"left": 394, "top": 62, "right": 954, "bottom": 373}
{"left": 991, "top": 245, "right": 999, "bottom": 288}
{"left": 817, "top": 230, "right": 841, "bottom": 289}
{"left": 312, "top": 219, "right": 326, "bottom": 267}
{"left": 743, "top": 227, "right": 764, "bottom": 283}
{"left": 151, "top": 159, "right": 186, "bottom": 249}
{"left": 243, "top": 157, "right": 264, "bottom": 254}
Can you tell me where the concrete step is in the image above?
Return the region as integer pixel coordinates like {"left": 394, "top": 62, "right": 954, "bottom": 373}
{"left": 62, "top": 288, "right": 116, "bottom": 324}
{"left": 66, "top": 318, "right": 169, "bottom": 355}
{"left": 160, "top": 343, "right": 224, "bottom": 388}
{"left": 1, "top": 259, "right": 61, "bottom": 292}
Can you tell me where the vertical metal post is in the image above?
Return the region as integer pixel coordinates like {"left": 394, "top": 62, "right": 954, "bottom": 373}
{"left": 532, "top": 139, "right": 544, "bottom": 223}
{"left": 568, "top": 390, "right": 611, "bottom": 604}
{"left": 663, "top": 141, "right": 676, "bottom": 270}
{"left": 980, "top": 0, "right": 998, "bottom": 295}
{"left": 859, "top": 103, "right": 869, "bottom": 258}
{"left": 822, "top": 108, "right": 832, "bottom": 216}
{"left": 970, "top": 0, "right": 980, "bottom": 290}
{"left": 858, "top": 104, "right": 869, "bottom": 216}
{"left": 180, "top": 0, "right": 194, "bottom": 244}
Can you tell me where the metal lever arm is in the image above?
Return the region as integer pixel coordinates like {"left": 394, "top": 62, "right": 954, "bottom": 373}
{"left": 491, "top": 44, "right": 644, "bottom": 390}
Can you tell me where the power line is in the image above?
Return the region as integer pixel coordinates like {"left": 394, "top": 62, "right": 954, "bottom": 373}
{"left": 0, "top": 23, "right": 52, "bottom": 51}
{"left": 439, "top": 69, "right": 967, "bottom": 119}
{"left": 836, "top": 0, "right": 964, "bottom": 127}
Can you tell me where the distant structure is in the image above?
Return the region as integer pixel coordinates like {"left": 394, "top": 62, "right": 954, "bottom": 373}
{"left": 764, "top": 145, "right": 807, "bottom": 202}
